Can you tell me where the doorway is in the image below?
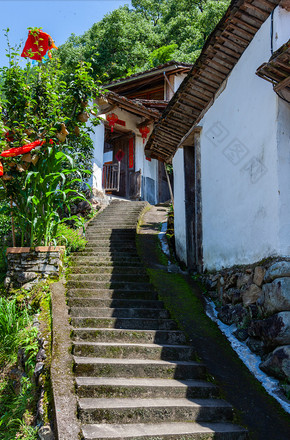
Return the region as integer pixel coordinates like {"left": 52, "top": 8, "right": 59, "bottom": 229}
{"left": 103, "top": 128, "right": 140, "bottom": 199}
{"left": 183, "top": 130, "right": 203, "bottom": 271}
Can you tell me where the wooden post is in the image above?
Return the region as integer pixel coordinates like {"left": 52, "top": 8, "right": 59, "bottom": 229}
{"left": 10, "top": 196, "right": 16, "bottom": 247}
{"left": 164, "top": 163, "right": 174, "bottom": 209}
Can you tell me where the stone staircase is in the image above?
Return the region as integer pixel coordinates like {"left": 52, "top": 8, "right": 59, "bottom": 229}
{"left": 67, "top": 200, "right": 248, "bottom": 440}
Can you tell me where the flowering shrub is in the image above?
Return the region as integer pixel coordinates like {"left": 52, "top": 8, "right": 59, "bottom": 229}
{"left": 0, "top": 29, "right": 101, "bottom": 246}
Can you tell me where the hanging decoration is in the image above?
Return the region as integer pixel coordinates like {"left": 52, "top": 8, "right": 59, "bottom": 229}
{"left": 21, "top": 29, "right": 57, "bottom": 61}
{"left": 115, "top": 149, "right": 125, "bottom": 162}
{"left": 0, "top": 139, "right": 44, "bottom": 158}
{"left": 56, "top": 123, "right": 69, "bottom": 143}
{"left": 129, "top": 138, "right": 134, "bottom": 169}
{"left": 106, "top": 113, "right": 119, "bottom": 133}
{"left": 139, "top": 126, "right": 150, "bottom": 144}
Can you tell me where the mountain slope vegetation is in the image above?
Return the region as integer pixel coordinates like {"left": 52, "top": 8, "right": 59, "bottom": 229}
{"left": 58, "top": 0, "right": 230, "bottom": 82}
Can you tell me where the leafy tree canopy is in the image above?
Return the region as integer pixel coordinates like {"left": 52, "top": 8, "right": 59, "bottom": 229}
{"left": 58, "top": 0, "right": 230, "bottom": 82}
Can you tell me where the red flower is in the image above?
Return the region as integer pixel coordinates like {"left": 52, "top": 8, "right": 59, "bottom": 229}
{"left": 0, "top": 162, "right": 3, "bottom": 177}
{"left": 0, "top": 140, "right": 44, "bottom": 158}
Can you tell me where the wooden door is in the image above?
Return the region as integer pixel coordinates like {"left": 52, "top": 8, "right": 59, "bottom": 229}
{"left": 112, "top": 135, "right": 136, "bottom": 198}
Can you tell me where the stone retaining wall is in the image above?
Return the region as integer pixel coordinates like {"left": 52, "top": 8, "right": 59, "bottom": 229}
{"left": 201, "top": 259, "right": 290, "bottom": 391}
{"left": 5, "top": 246, "right": 65, "bottom": 290}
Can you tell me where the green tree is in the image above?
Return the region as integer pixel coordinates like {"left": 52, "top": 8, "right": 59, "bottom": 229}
{"left": 58, "top": 0, "right": 230, "bottom": 82}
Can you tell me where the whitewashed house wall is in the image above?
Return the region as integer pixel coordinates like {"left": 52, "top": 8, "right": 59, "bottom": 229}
{"left": 173, "top": 6, "right": 290, "bottom": 270}
{"left": 90, "top": 72, "right": 188, "bottom": 204}
{"left": 90, "top": 107, "right": 158, "bottom": 203}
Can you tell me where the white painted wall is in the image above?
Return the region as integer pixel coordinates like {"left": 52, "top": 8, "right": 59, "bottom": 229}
{"left": 90, "top": 122, "right": 105, "bottom": 191}
{"left": 173, "top": 6, "right": 290, "bottom": 270}
{"left": 273, "top": 5, "right": 290, "bottom": 50}
{"left": 173, "top": 148, "right": 187, "bottom": 264}
{"left": 174, "top": 73, "right": 187, "bottom": 92}
{"left": 277, "top": 98, "right": 290, "bottom": 256}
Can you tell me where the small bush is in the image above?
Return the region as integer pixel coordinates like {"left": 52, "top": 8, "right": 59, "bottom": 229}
{"left": 0, "top": 297, "right": 31, "bottom": 364}
{"left": 0, "top": 202, "right": 11, "bottom": 239}
{"left": 55, "top": 223, "right": 87, "bottom": 255}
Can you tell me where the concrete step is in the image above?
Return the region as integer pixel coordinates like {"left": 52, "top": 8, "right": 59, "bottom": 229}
{"left": 81, "top": 240, "right": 135, "bottom": 246}
{"left": 66, "top": 281, "right": 153, "bottom": 290}
{"left": 72, "top": 328, "right": 187, "bottom": 345}
{"left": 78, "top": 397, "right": 233, "bottom": 424}
{"left": 83, "top": 246, "right": 137, "bottom": 252}
{"left": 66, "top": 289, "right": 158, "bottom": 300}
{"left": 68, "top": 201, "right": 247, "bottom": 440}
{"left": 85, "top": 240, "right": 136, "bottom": 246}
{"left": 69, "top": 259, "right": 143, "bottom": 267}
{"left": 85, "top": 233, "right": 136, "bottom": 239}
{"left": 70, "top": 317, "right": 178, "bottom": 330}
{"left": 70, "top": 267, "right": 147, "bottom": 275}
{"left": 74, "top": 251, "right": 139, "bottom": 257}
{"left": 73, "top": 342, "right": 195, "bottom": 361}
{"left": 81, "top": 422, "right": 248, "bottom": 440}
{"left": 74, "top": 357, "right": 205, "bottom": 379}
{"left": 76, "top": 377, "right": 218, "bottom": 399}
{"left": 69, "top": 307, "right": 169, "bottom": 318}
{"left": 87, "top": 223, "right": 138, "bottom": 228}
{"left": 67, "top": 298, "right": 162, "bottom": 309}
{"left": 67, "top": 274, "right": 149, "bottom": 283}
{"left": 85, "top": 227, "right": 138, "bottom": 231}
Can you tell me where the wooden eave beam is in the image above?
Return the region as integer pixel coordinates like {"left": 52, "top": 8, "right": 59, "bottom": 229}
{"left": 186, "top": 90, "right": 211, "bottom": 105}
{"left": 230, "top": 17, "right": 258, "bottom": 33}
{"left": 222, "top": 29, "right": 252, "bottom": 46}
{"left": 274, "top": 75, "right": 290, "bottom": 91}
{"left": 242, "top": 3, "right": 271, "bottom": 17}
{"left": 237, "top": 10, "right": 264, "bottom": 26}
{"left": 215, "top": 43, "right": 242, "bottom": 59}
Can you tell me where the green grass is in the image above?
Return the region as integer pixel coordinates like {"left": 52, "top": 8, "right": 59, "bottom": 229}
{"left": 55, "top": 223, "right": 87, "bottom": 255}
{"left": 0, "top": 281, "right": 53, "bottom": 439}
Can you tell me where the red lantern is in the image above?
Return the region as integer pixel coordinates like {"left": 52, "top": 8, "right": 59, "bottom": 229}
{"left": 106, "top": 113, "right": 119, "bottom": 133}
{"left": 139, "top": 126, "right": 150, "bottom": 144}
{"left": 21, "top": 29, "right": 57, "bottom": 61}
{"left": 0, "top": 139, "right": 44, "bottom": 158}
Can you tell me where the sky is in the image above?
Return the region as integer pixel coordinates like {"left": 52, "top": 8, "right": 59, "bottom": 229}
{"left": 0, "top": 0, "right": 131, "bottom": 66}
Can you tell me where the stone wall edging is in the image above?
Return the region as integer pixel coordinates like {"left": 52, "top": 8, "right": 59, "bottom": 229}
{"left": 201, "top": 257, "right": 290, "bottom": 391}
{"left": 5, "top": 247, "right": 65, "bottom": 290}
{"left": 50, "top": 280, "right": 81, "bottom": 440}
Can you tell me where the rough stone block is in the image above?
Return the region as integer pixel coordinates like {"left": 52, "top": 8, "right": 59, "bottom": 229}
{"left": 246, "top": 337, "right": 266, "bottom": 356}
{"left": 237, "top": 273, "right": 252, "bottom": 289}
{"left": 265, "top": 261, "right": 290, "bottom": 283}
{"left": 253, "top": 266, "right": 266, "bottom": 287}
{"left": 39, "top": 264, "right": 59, "bottom": 273}
{"left": 259, "top": 345, "right": 290, "bottom": 382}
{"left": 248, "top": 312, "right": 290, "bottom": 350}
{"left": 242, "top": 284, "right": 262, "bottom": 307}
{"left": 38, "top": 425, "right": 54, "bottom": 440}
{"left": 16, "top": 272, "right": 38, "bottom": 283}
{"left": 258, "top": 278, "right": 290, "bottom": 316}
